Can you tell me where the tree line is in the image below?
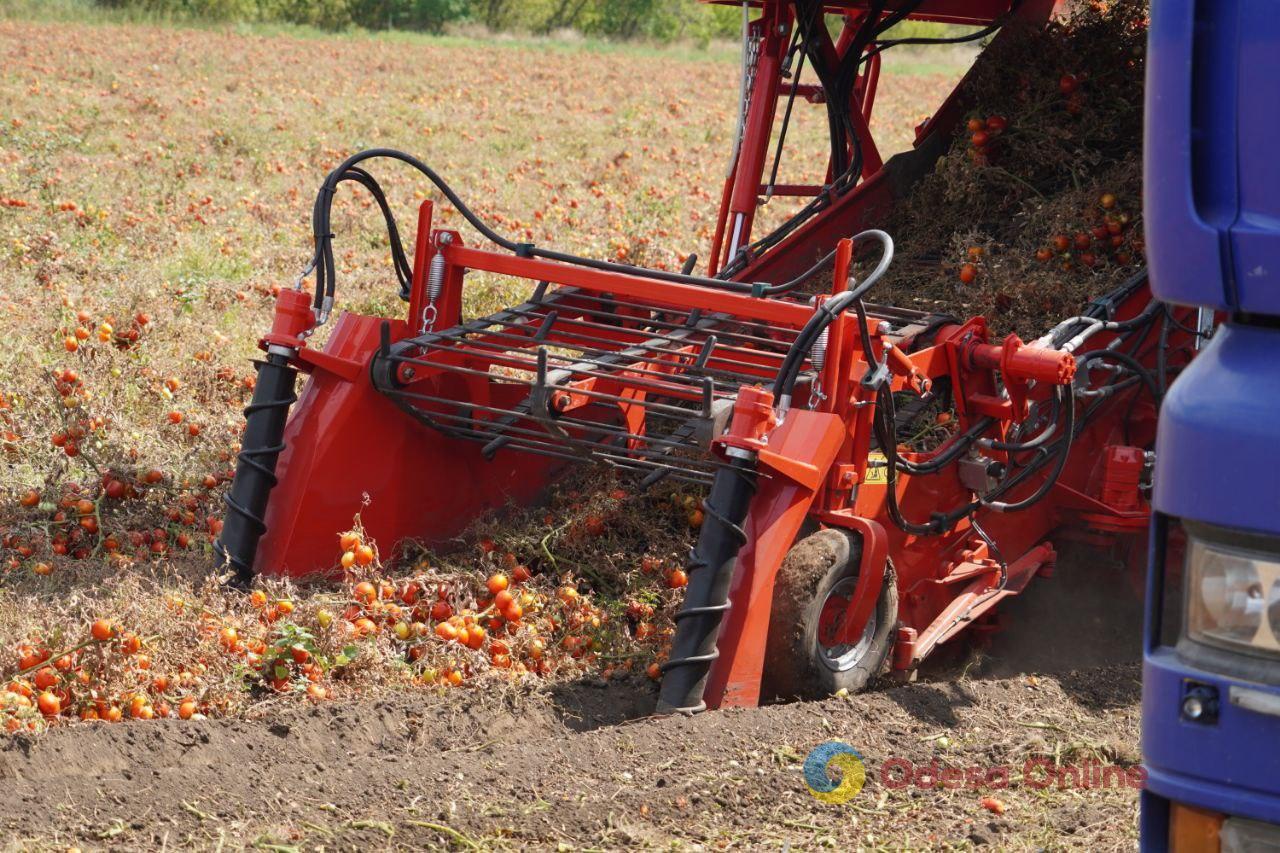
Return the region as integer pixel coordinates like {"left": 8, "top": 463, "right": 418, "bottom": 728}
{"left": 91, "top": 0, "right": 747, "bottom": 41}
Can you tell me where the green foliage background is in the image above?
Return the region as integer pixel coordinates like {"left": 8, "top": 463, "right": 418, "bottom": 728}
{"left": 87, "top": 0, "right": 748, "bottom": 40}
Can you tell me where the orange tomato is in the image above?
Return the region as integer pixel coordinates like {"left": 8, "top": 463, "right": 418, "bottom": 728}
{"left": 353, "top": 581, "right": 377, "bottom": 604}
{"left": 37, "top": 691, "right": 61, "bottom": 716}
{"left": 33, "top": 667, "right": 58, "bottom": 690}
{"left": 90, "top": 619, "right": 115, "bottom": 642}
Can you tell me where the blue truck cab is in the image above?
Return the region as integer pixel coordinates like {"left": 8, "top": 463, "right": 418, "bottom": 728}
{"left": 1142, "top": 0, "right": 1280, "bottom": 848}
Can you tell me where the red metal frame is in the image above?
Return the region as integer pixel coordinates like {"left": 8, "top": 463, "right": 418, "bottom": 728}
{"left": 706, "top": 0, "right": 1052, "bottom": 280}
{"left": 703, "top": 0, "right": 1019, "bottom": 27}
{"left": 243, "top": 0, "right": 1171, "bottom": 710}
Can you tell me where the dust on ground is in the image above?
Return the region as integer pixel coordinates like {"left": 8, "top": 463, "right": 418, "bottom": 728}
{"left": 0, "top": 662, "right": 1142, "bottom": 851}
{"left": 1, "top": 542, "right": 1144, "bottom": 850}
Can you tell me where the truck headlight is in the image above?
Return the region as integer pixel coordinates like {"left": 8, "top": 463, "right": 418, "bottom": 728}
{"left": 1186, "top": 536, "right": 1280, "bottom": 657}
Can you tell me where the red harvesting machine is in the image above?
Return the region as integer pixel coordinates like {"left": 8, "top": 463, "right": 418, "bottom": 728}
{"left": 216, "top": 0, "right": 1187, "bottom": 713}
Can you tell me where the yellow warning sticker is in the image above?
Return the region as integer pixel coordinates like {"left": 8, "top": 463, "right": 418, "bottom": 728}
{"left": 863, "top": 453, "right": 888, "bottom": 485}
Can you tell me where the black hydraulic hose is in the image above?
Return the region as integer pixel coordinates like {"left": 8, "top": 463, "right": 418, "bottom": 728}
{"left": 874, "top": 391, "right": 942, "bottom": 536}
{"left": 877, "top": 383, "right": 994, "bottom": 474}
{"left": 763, "top": 223, "right": 892, "bottom": 299}
{"left": 763, "top": 29, "right": 805, "bottom": 197}
{"left": 213, "top": 351, "right": 299, "bottom": 585}
{"left": 720, "top": 0, "right": 930, "bottom": 279}
{"left": 981, "top": 387, "right": 1076, "bottom": 512}
{"left": 1162, "top": 304, "right": 1211, "bottom": 337}
{"left": 765, "top": 248, "right": 837, "bottom": 295}
{"left": 877, "top": 299, "right": 1159, "bottom": 535}
{"left": 657, "top": 454, "right": 757, "bottom": 714}
{"left": 771, "top": 229, "right": 894, "bottom": 398}
{"left": 336, "top": 167, "right": 413, "bottom": 295}
{"left": 772, "top": 282, "right": 859, "bottom": 399}
{"left": 861, "top": 0, "right": 1023, "bottom": 63}
{"left": 987, "top": 386, "right": 1063, "bottom": 452}
{"left": 1047, "top": 269, "right": 1156, "bottom": 349}
{"left": 880, "top": 388, "right": 1076, "bottom": 535}
{"left": 793, "top": 0, "right": 856, "bottom": 179}
{"left": 307, "top": 149, "right": 764, "bottom": 311}
{"left": 714, "top": 0, "right": 872, "bottom": 279}
{"left": 1077, "top": 349, "right": 1162, "bottom": 406}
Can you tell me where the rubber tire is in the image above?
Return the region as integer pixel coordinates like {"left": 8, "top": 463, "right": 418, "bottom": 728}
{"left": 761, "top": 528, "right": 898, "bottom": 700}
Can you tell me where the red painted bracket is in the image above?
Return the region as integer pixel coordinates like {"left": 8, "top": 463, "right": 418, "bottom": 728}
{"left": 703, "top": 408, "right": 846, "bottom": 710}
{"left": 831, "top": 514, "right": 888, "bottom": 647}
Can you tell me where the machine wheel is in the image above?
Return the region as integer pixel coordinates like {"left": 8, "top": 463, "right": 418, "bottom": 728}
{"left": 762, "top": 529, "right": 898, "bottom": 700}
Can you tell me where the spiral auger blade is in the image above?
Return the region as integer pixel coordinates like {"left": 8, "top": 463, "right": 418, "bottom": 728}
{"left": 656, "top": 452, "right": 758, "bottom": 714}
{"left": 213, "top": 349, "right": 299, "bottom": 585}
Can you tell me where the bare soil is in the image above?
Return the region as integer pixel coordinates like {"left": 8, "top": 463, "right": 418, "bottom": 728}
{"left": 1, "top": 544, "right": 1144, "bottom": 851}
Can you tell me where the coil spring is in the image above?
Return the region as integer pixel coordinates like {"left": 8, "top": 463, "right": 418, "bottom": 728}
{"left": 811, "top": 326, "right": 828, "bottom": 372}
{"left": 421, "top": 234, "right": 451, "bottom": 332}
{"left": 659, "top": 463, "right": 757, "bottom": 713}
{"left": 426, "top": 251, "right": 446, "bottom": 303}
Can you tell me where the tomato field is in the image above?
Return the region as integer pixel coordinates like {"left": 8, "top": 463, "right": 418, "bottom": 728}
{"left": 0, "top": 11, "right": 1147, "bottom": 849}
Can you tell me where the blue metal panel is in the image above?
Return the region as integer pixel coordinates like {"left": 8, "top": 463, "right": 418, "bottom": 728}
{"left": 1153, "top": 323, "right": 1280, "bottom": 533}
{"left": 1142, "top": 649, "right": 1280, "bottom": 824}
{"left": 1146, "top": 1, "right": 1280, "bottom": 315}
{"left": 1229, "top": 0, "right": 1280, "bottom": 315}
{"left": 1144, "top": 0, "right": 1237, "bottom": 310}
{"left": 1142, "top": 0, "right": 1280, "bottom": 840}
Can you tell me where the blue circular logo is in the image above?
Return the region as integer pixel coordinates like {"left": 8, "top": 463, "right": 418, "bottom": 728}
{"left": 803, "top": 741, "right": 865, "bottom": 804}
